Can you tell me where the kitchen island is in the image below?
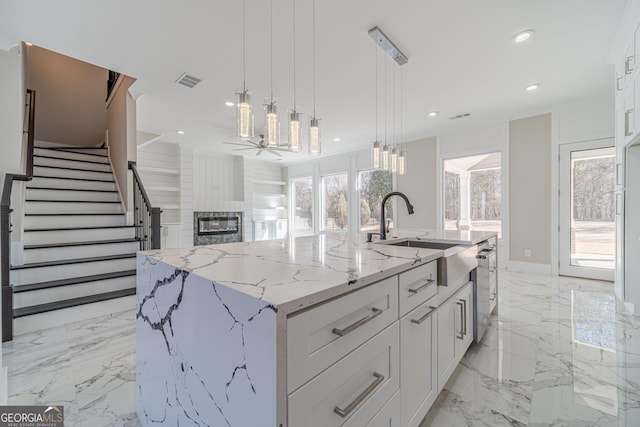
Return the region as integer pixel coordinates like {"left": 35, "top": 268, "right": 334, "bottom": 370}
{"left": 136, "top": 230, "right": 496, "bottom": 426}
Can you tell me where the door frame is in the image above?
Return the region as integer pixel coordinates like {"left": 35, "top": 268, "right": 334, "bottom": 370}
{"left": 558, "top": 138, "right": 615, "bottom": 281}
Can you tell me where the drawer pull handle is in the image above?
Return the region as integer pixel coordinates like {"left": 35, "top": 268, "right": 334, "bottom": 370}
{"left": 411, "top": 306, "right": 437, "bottom": 325}
{"left": 334, "top": 372, "right": 385, "bottom": 418}
{"left": 332, "top": 307, "right": 383, "bottom": 337}
{"left": 456, "top": 301, "right": 465, "bottom": 339}
{"left": 408, "top": 278, "right": 435, "bottom": 294}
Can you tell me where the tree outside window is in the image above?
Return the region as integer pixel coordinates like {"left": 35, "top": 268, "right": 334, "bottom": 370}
{"left": 291, "top": 177, "right": 313, "bottom": 232}
{"left": 358, "top": 170, "right": 393, "bottom": 232}
{"left": 321, "top": 173, "right": 349, "bottom": 231}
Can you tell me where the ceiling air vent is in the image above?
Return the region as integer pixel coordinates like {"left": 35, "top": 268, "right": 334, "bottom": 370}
{"left": 449, "top": 113, "right": 471, "bottom": 120}
{"left": 175, "top": 72, "right": 202, "bottom": 88}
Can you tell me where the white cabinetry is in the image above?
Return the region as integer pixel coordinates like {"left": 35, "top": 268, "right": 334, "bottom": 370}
{"left": 286, "top": 260, "right": 475, "bottom": 427}
{"left": 612, "top": 13, "right": 640, "bottom": 308}
{"left": 400, "top": 299, "right": 437, "bottom": 427}
{"left": 288, "top": 323, "right": 400, "bottom": 427}
{"left": 436, "top": 281, "right": 473, "bottom": 392}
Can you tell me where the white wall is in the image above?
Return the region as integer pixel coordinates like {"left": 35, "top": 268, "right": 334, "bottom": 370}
{"left": 28, "top": 45, "right": 107, "bottom": 147}
{"left": 396, "top": 137, "right": 438, "bottom": 229}
{"left": 0, "top": 46, "right": 25, "bottom": 180}
{"left": 0, "top": 44, "right": 24, "bottom": 398}
{"left": 106, "top": 76, "right": 136, "bottom": 212}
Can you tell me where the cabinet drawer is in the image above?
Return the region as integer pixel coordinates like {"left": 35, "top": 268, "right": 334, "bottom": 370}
{"left": 400, "top": 300, "right": 438, "bottom": 427}
{"left": 398, "top": 261, "right": 437, "bottom": 317}
{"left": 287, "top": 276, "right": 398, "bottom": 392}
{"left": 288, "top": 323, "right": 400, "bottom": 427}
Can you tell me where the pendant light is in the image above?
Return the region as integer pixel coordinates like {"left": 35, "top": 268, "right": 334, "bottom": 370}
{"left": 288, "top": 0, "right": 302, "bottom": 152}
{"left": 236, "top": 0, "right": 254, "bottom": 140}
{"left": 264, "top": 0, "right": 280, "bottom": 148}
{"left": 309, "top": 0, "right": 321, "bottom": 155}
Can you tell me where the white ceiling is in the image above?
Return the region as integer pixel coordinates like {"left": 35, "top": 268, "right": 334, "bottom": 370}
{"left": 0, "top": 0, "right": 627, "bottom": 164}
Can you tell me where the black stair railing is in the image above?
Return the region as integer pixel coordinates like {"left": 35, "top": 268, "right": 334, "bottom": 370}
{"left": 2, "top": 89, "right": 36, "bottom": 342}
{"left": 129, "top": 161, "right": 161, "bottom": 251}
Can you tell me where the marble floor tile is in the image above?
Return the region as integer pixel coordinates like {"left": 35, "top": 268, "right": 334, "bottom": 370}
{"left": 2, "top": 271, "right": 639, "bottom": 426}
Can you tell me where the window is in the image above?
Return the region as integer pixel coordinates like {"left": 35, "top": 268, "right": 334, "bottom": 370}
{"left": 320, "top": 173, "right": 349, "bottom": 231}
{"left": 358, "top": 169, "right": 393, "bottom": 232}
{"left": 444, "top": 152, "right": 502, "bottom": 236}
{"left": 291, "top": 177, "right": 313, "bottom": 234}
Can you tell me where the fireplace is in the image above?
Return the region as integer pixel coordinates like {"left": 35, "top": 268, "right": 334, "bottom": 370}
{"left": 194, "top": 212, "right": 243, "bottom": 245}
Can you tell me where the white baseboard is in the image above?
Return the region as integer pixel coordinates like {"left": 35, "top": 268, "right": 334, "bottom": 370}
{"left": 623, "top": 301, "right": 635, "bottom": 316}
{"left": 506, "top": 260, "right": 552, "bottom": 275}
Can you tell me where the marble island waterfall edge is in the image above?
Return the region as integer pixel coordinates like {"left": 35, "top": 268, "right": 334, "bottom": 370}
{"left": 136, "top": 254, "right": 278, "bottom": 426}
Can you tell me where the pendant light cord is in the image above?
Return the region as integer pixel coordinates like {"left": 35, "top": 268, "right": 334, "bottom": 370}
{"left": 384, "top": 51, "right": 387, "bottom": 145}
{"left": 312, "top": 0, "right": 316, "bottom": 117}
{"left": 270, "top": 0, "right": 274, "bottom": 102}
{"left": 242, "top": 0, "right": 246, "bottom": 91}
{"left": 375, "top": 42, "right": 378, "bottom": 141}
{"left": 400, "top": 66, "right": 403, "bottom": 146}
{"left": 392, "top": 60, "right": 396, "bottom": 147}
{"left": 292, "top": 0, "right": 296, "bottom": 109}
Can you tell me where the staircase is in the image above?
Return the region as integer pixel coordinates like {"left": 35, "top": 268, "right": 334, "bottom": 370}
{"left": 10, "top": 144, "right": 139, "bottom": 335}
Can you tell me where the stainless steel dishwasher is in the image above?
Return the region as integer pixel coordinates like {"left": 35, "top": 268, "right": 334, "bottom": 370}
{"left": 474, "top": 239, "right": 497, "bottom": 343}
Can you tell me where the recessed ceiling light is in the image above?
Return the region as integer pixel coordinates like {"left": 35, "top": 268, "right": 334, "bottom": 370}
{"left": 512, "top": 30, "right": 534, "bottom": 44}
{"left": 176, "top": 130, "right": 185, "bottom": 135}
{"left": 333, "top": 137, "right": 341, "bottom": 142}
{"left": 525, "top": 83, "right": 540, "bottom": 92}
{"left": 427, "top": 111, "right": 438, "bottom": 118}
{"left": 225, "top": 101, "right": 235, "bottom": 107}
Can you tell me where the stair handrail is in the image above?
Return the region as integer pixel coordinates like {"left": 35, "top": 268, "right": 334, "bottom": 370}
{"left": 128, "top": 161, "right": 161, "bottom": 251}
{"left": 2, "top": 88, "right": 36, "bottom": 342}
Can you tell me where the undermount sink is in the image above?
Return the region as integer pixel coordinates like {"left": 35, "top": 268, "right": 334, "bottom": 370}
{"left": 386, "top": 240, "right": 459, "bottom": 250}
{"left": 385, "top": 239, "right": 478, "bottom": 286}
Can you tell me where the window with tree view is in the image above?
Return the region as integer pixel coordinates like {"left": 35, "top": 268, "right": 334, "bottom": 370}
{"left": 444, "top": 153, "right": 502, "bottom": 237}
{"left": 359, "top": 170, "right": 393, "bottom": 232}
{"left": 321, "top": 173, "right": 349, "bottom": 231}
{"left": 291, "top": 177, "right": 313, "bottom": 234}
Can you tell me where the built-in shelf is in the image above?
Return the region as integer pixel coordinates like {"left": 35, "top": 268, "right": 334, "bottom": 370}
{"left": 138, "top": 166, "right": 179, "bottom": 175}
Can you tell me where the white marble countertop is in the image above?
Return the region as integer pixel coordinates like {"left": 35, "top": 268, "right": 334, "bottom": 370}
{"left": 140, "top": 229, "right": 497, "bottom": 314}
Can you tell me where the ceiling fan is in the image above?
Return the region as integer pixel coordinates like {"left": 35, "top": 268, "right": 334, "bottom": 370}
{"left": 223, "top": 134, "right": 290, "bottom": 158}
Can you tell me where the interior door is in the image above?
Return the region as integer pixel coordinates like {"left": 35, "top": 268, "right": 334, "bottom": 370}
{"left": 559, "top": 139, "right": 615, "bottom": 281}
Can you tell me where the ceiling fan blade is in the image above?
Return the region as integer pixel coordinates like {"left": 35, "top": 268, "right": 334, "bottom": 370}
{"left": 232, "top": 148, "right": 258, "bottom": 151}
{"left": 256, "top": 149, "right": 263, "bottom": 156}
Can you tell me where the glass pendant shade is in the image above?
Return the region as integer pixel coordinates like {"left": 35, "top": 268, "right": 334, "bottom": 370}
{"left": 289, "top": 110, "right": 302, "bottom": 152}
{"left": 236, "top": 90, "right": 254, "bottom": 140}
{"left": 309, "top": 117, "right": 321, "bottom": 155}
{"left": 398, "top": 150, "right": 406, "bottom": 175}
{"left": 382, "top": 144, "right": 390, "bottom": 171}
{"left": 372, "top": 141, "right": 381, "bottom": 169}
{"left": 391, "top": 147, "right": 398, "bottom": 173}
{"left": 264, "top": 102, "right": 279, "bottom": 147}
